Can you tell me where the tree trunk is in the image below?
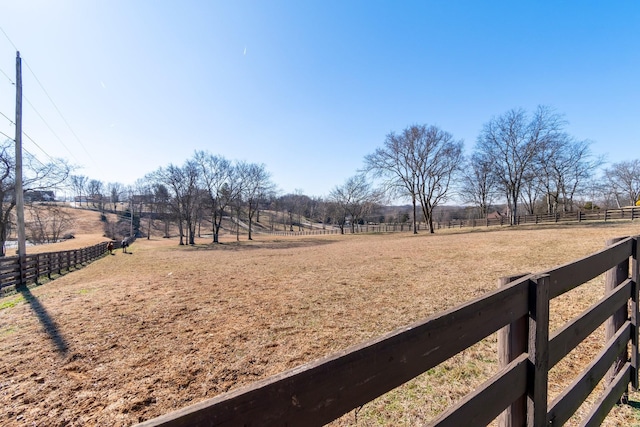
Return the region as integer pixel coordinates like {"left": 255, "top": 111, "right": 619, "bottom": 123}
{"left": 0, "top": 224, "right": 7, "bottom": 257}
{"left": 213, "top": 210, "right": 220, "bottom": 243}
{"left": 178, "top": 218, "right": 184, "bottom": 245}
{"left": 411, "top": 196, "right": 418, "bottom": 234}
{"left": 188, "top": 220, "right": 195, "bottom": 245}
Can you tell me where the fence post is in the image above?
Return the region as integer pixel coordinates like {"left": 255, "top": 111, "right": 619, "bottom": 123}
{"left": 528, "top": 274, "right": 550, "bottom": 427}
{"left": 632, "top": 237, "right": 639, "bottom": 391}
{"left": 17, "top": 253, "right": 25, "bottom": 288}
{"left": 498, "top": 273, "right": 531, "bottom": 427}
{"left": 605, "top": 237, "right": 630, "bottom": 401}
{"left": 34, "top": 254, "right": 40, "bottom": 285}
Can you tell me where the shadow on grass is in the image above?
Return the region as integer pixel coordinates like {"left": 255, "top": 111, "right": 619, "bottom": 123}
{"left": 18, "top": 285, "right": 69, "bottom": 355}
{"left": 188, "top": 238, "right": 339, "bottom": 251}
{"left": 458, "top": 220, "right": 640, "bottom": 234}
{"left": 628, "top": 400, "right": 640, "bottom": 410}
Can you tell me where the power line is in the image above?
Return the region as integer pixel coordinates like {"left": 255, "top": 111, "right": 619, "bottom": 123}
{"left": 22, "top": 131, "right": 56, "bottom": 164}
{"left": 0, "top": 110, "right": 14, "bottom": 125}
{"left": 23, "top": 96, "right": 79, "bottom": 163}
{"left": 0, "top": 66, "right": 14, "bottom": 85}
{"left": 1, "top": 26, "right": 103, "bottom": 175}
{"left": 3, "top": 103, "right": 58, "bottom": 164}
{"left": 22, "top": 147, "right": 53, "bottom": 171}
{"left": 0, "top": 129, "right": 13, "bottom": 141}
{"left": 0, "top": 26, "right": 18, "bottom": 51}
{"left": 0, "top": 112, "right": 56, "bottom": 166}
{"left": 21, "top": 59, "right": 98, "bottom": 167}
{"left": 0, "top": 110, "right": 16, "bottom": 142}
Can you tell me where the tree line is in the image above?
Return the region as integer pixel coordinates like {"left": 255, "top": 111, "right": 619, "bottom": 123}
{"left": 1, "top": 105, "right": 639, "bottom": 255}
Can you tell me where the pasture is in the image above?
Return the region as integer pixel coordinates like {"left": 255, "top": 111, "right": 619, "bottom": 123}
{"left": 1, "top": 220, "right": 640, "bottom": 426}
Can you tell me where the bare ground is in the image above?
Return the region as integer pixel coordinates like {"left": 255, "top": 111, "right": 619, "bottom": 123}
{"left": 1, "top": 219, "right": 640, "bottom": 426}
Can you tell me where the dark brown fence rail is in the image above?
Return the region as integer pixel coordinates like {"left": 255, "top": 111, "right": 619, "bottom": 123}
{"left": 0, "top": 241, "right": 109, "bottom": 290}
{"left": 265, "top": 207, "right": 640, "bottom": 236}
{"left": 135, "top": 236, "right": 639, "bottom": 426}
{"left": 440, "top": 207, "right": 640, "bottom": 229}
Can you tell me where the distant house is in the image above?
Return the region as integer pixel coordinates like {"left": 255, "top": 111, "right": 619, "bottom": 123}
{"left": 24, "top": 190, "right": 55, "bottom": 202}
{"left": 486, "top": 210, "right": 508, "bottom": 220}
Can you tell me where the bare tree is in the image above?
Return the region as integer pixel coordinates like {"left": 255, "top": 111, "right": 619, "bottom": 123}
{"left": 460, "top": 152, "right": 499, "bottom": 218}
{"left": 366, "top": 124, "right": 463, "bottom": 233}
{"left": 329, "top": 174, "right": 382, "bottom": 234}
{"left": 537, "top": 136, "right": 602, "bottom": 214}
{"left": 365, "top": 129, "right": 420, "bottom": 233}
{"left": 0, "top": 139, "right": 70, "bottom": 256}
{"left": 195, "top": 151, "right": 242, "bottom": 243}
{"left": 557, "top": 140, "right": 603, "bottom": 212}
{"left": 278, "top": 192, "right": 311, "bottom": 232}
{"left": 107, "top": 182, "right": 125, "bottom": 212}
{"left": 151, "top": 182, "right": 171, "bottom": 238}
{"left": 69, "top": 174, "right": 87, "bottom": 207}
{"left": 605, "top": 159, "right": 640, "bottom": 207}
{"left": 476, "top": 106, "right": 565, "bottom": 225}
{"left": 26, "top": 204, "right": 74, "bottom": 244}
{"left": 86, "top": 179, "right": 105, "bottom": 211}
{"left": 326, "top": 200, "right": 346, "bottom": 233}
{"left": 239, "top": 162, "right": 274, "bottom": 240}
{"left": 150, "top": 161, "right": 201, "bottom": 245}
{"left": 133, "top": 179, "right": 154, "bottom": 239}
{"left": 520, "top": 168, "right": 542, "bottom": 215}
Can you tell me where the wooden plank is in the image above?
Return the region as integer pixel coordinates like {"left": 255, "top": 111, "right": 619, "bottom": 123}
{"left": 545, "top": 237, "right": 633, "bottom": 299}
{"left": 548, "top": 322, "right": 631, "bottom": 426}
{"left": 429, "top": 353, "right": 528, "bottom": 427}
{"left": 0, "top": 262, "right": 18, "bottom": 271}
{"left": 0, "top": 270, "right": 21, "bottom": 281}
{"left": 134, "top": 278, "right": 530, "bottom": 427}
{"left": 0, "top": 280, "right": 19, "bottom": 290}
{"left": 580, "top": 363, "right": 632, "bottom": 427}
{"left": 0, "top": 276, "right": 20, "bottom": 289}
{"left": 22, "top": 258, "right": 38, "bottom": 267}
{"left": 548, "top": 280, "right": 632, "bottom": 368}
{"left": 24, "top": 255, "right": 39, "bottom": 264}
{"left": 527, "top": 275, "right": 550, "bottom": 427}
{"left": 23, "top": 268, "right": 39, "bottom": 281}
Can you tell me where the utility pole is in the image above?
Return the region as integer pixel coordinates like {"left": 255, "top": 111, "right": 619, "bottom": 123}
{"left": 14, "top": 51, "right": 26, "bottom": 283}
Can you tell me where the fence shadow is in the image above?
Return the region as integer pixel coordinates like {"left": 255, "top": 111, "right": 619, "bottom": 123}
{"left": 189, "top": 238, "right": 338, "bottom": 252}
{"left": 18, "top": 286, "right": 69, "bottom": 355}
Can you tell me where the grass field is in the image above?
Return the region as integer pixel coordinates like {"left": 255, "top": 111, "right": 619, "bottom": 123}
{"left": 1, "top": 216, "right": 640, "bottom": 426}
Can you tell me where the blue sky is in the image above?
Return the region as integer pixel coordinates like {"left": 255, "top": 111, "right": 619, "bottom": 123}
{"left": 0, "top": 1, "right": 638, "bottom": 199}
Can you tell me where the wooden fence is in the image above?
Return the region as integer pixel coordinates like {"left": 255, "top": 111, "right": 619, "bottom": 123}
{"left": 135, "top": 235, "right": 639, "bottom": 426}
{"left": 265, "top": 207, "right": 640, "bottom": 236}
{"left": 0, "top": 241, "right": 110, "bottom": 290}
{"left": 437, "top": 206, "right": 640, "bottom": 229}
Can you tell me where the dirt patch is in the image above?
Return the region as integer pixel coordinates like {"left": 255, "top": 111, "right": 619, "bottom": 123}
{"left": 1, "top": 222, "right": 640, "bottom": 426}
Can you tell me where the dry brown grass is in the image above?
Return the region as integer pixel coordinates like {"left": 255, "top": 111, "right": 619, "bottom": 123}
{"left": 1, "top": 217, "right": 640, "bottom": 426}
{"left": 21, "top": 207, "right": 114, "bottom": 254}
